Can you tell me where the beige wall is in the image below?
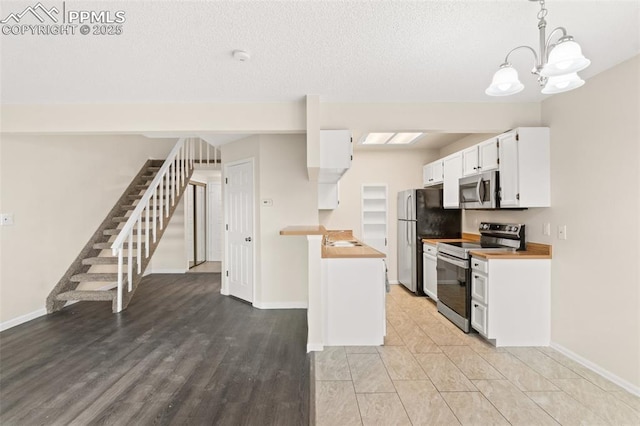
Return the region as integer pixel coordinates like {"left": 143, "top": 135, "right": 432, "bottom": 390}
{"left": 147, "top": 198, "right": 187, "bottom": 273}
{"left": 319, "top": 149, "right": 440, "bottom": 282}
{"left": 258, "top": 134, "right": 318, "bottom": 306}
{"left": 0, "top": 135, "right": 175, "bottom": 324}
{"left": 464, "top": 55, "right": 640, "bottom": 389}
{"left": 320, "top": 102, "right": 541, "bottom": 142}
{"left": 221, "top": 134, "right": 317, "bottom": 307}
{"left": 1, "top": 103, "right": 306, "bottom": 134}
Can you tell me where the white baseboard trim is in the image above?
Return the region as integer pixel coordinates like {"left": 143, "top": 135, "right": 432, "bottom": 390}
{"left": 149, "top": 269, "right": 186, "bottom": 274}
{"left": 307, "top": 343, "right": 324, "bottom": 352}
{"left": 0, "top": 282, "right": 120, "bottom": 332}
{"left": 388, "top": 280, "right": 400, "bottom": 285}
{"left": 254, "top": 301, "right": 308, "bottom": 310}
{"left": 550, "top": 341, "right": 640, "bottom": 396}
{"left": 0, "top": 307, "right": 47, "bottom": 332}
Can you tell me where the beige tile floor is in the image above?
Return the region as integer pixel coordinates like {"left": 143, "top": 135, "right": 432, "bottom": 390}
{"left": 314, "top": 284, "right": 640, "bottom": 426}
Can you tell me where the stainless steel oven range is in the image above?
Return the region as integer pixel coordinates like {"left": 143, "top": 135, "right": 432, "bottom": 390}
{"left": 436, "top": 222, "right": 525, "bottom": 332}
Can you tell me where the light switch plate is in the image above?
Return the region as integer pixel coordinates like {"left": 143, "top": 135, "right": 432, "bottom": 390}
{"left": 543, "top": 223, "right": 551, "bottom": 236}
{"left": 1, "top": 213, "right": 14, "bottom": 226}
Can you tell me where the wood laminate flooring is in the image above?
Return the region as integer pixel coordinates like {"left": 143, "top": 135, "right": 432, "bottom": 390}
{"left": 0, "top": 273, "right": 310, "bottom": 425}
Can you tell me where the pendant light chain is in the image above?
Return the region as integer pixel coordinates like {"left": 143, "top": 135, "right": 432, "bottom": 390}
{"left": 537, "top": 0, "right": 548, "bottom": 20}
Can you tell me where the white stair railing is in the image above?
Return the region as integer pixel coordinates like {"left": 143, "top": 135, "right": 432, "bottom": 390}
{"left": 111, "top": 137, "right": 199, "bottom": 312}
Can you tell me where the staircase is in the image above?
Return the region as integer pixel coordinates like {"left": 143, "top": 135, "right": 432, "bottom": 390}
{"left": 47, "top": 138, "right": 196, "bottom": 313}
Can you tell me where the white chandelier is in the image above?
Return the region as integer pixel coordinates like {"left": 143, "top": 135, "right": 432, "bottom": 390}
{"left": 486, "top": 0, "right": 591, "bottom": 96}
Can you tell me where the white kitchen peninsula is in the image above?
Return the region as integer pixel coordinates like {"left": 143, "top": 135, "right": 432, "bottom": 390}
{"left": 280, "top": 227, "right": 386, "bottom": 351}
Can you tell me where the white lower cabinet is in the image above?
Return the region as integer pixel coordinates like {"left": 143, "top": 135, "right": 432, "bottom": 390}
{"left": 422, "top": 243, "right": 437, "bottom": 301}
{"left": 323, "top": 257, "right": 386, "bottom": 346}
{"left": 471, "top": 301, "right": 488, "bottom": 336}
{"left": 470, "top": 255, "right": 550, "bottom": 346}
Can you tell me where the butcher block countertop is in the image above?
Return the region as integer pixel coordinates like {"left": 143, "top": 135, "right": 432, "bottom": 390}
{"left": 471, "top": 242, "right": 552, "bottom": 259}
{"left": 279, "top": 227, "right": 385, "bottom": 259}
{"left": 279, "top": 225, "right": 327, "bottom": 236}
{"left": 422, "top": 234, "right": 552, "bottom": 259}
{"left": 422, "top": 232, "right": 480, "bottom": 245}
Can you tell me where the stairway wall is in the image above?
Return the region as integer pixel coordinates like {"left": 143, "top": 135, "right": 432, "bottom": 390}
{"left": 0, "top": 135, "right": 175, "bottom": 327}
{"left": 146, "top": 197, "right": 188, "bottom": 273}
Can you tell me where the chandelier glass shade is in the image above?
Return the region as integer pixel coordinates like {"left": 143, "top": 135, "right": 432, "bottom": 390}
{"left": 486, "top": 0, "right": 590, "bottom": 96}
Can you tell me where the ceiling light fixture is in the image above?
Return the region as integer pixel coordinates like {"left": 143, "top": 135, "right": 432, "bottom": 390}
{"left": 486, "top": 0, "right": 590, "bottom": 97}
{"left": 387, "top": 132, "right": 424, "bottom": 145}
{"left": 360, "top": 132, "right": 423, "bottom": 145}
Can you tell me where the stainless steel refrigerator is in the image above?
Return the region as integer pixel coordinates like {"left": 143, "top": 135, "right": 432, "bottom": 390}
{"left": 397, "top": 188, "right": 461, "bottom": 294}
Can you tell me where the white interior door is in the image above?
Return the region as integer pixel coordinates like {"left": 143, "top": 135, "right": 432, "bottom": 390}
{"left": 225, "top": 160, "right": 254, "bottom": 303}
{"left": 195, "top": 185, "right": 206, "bottom": 264}
{"left": 185, "top": 185, "right": 195, "bottom": 265}
{"left": 207, "top": 183, "right": 222, "bottom": 261}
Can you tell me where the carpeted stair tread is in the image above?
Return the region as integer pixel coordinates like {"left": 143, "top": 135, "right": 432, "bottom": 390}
{"left": 120, "top": 204, "right": 164, "bottom": 210}
{"left": 70, "top": 273, "right": 119, "bottom": 282}
{"left": 135, "top": 184, "right": 175, "bottom": 190}
{"left": 56, "top": 290, "right": 116, "bottom": 301}
{"left": 82, "top": 257, "right": 133, "bottom": 265}
{"left": 126, "top": 194, "right": 170, "bottom": 200}
{"left": 112, "top": 215, "right": 162, "bottom": 223}
{"left": 93, "top": 242, "right": 144, "bottom": 249}
{"left": 102, "top": 227, "right": 146, "bottom": 236}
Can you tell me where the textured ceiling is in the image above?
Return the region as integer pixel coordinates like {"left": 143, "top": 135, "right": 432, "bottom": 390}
{"left": 1, "top": 0, "right": 638, "bottom": 104}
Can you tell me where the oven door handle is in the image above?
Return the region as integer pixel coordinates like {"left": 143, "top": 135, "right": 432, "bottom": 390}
{"left": 437, "top": 252, "right": 469, "bottom": 269}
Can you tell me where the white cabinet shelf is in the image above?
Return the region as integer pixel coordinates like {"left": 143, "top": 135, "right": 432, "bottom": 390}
{"left": 361, "top": 185, "right": 388, "bottom": 254}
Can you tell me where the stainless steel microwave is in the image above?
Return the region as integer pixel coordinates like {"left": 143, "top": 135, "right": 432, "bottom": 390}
{"left": 459, "top": 171, "right": 499, "bottom": 209}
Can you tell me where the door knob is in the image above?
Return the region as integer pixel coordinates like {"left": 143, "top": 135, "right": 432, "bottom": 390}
{"left": 245, "top": 237, "right": 252, "bottom": 242}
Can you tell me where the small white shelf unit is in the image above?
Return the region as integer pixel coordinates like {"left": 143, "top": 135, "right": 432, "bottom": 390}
{"left": 361, "top": 184, "right": 388, "bottom": 255}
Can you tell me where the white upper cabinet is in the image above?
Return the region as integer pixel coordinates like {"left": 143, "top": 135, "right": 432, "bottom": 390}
{"left": 498, "top": 128, "right": 550, "bottom": 208}
{"left": 318, "top": 129, "right": 352, "bottom": 184}
{"left": 442, "top": 153, "right": 463, "bottom": 208}
{"left": 462, "top": 138, "right": 499, "bottom": 177}
{"left": 478, "top": 139, "right": 499, "bottom": 172}
{"left": 462, "top": 146, "right": 479, "bottom": 176}
{"left": 423, "top": 160, "right": 443, "bottom": 186}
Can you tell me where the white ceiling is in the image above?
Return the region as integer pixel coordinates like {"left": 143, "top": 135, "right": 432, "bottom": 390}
{"left": 1, "top": 0, "right": 638, "bottom": 105}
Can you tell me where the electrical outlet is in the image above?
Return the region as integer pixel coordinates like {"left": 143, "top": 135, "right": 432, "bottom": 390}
{"left": 543, "top": 223, "right": 551, "bottom": 236}
{"left": 558, "top": 225, "right": 567, "bottom": 240}
{"left": 1, "top": 213, "right": 14, "bottom": 226}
